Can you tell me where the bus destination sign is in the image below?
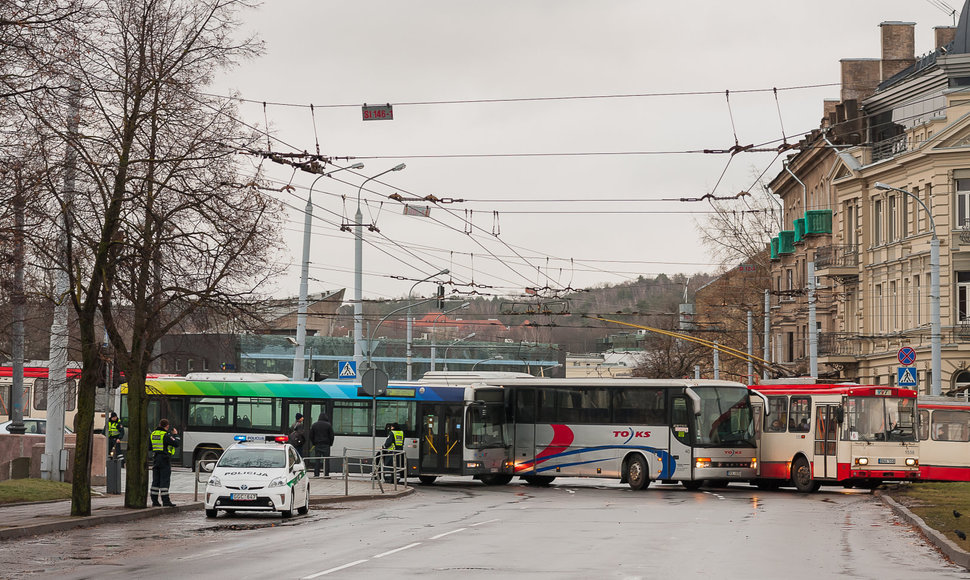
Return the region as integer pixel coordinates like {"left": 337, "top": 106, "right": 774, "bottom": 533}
{"left": 362, "top": 103, "right": 393, "bottom": 121}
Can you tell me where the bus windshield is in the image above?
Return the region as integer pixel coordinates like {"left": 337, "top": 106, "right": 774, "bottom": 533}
{"left": 693, "top": 386, "right": 755, "bottom": 447}
{"left": 466, "top": 403, "right": 505, "bottom": 449}
{"left": 843, "top": 397, "right": 917, "bottom": 442}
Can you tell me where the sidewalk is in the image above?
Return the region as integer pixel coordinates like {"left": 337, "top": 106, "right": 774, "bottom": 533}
{"left": 0, "top": 467, "right": 412, "bottom": 541}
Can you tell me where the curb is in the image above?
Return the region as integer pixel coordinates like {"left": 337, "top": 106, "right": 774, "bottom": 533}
{"left": 877, "top": 491, "right": 970, "bottom": 570}
{"left": 0, "top": 488, "right": 413, "bottom": 541}
{"left": 0, "top": 502, "right": 201, "bottom": 541}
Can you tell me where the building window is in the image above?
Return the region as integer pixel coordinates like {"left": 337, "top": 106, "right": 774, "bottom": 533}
{"left": 890, "top": 280, "right": 897, "bottom": 330}
{"left": 873, "top": 198, "right": 883, "bottom": 245}
{"left": 901, "top": 192, "right": 909, "bottom": 238}
{"left": 786, "top": 269, "right": 793, "bottom": 291}
{"left": 958, "top": 178, "right": 970, "bottom": 228}
{"left": 914, "top": 274, "right": 922, "bottom": 325}
{"left": 925, "top": 183, "right": 933, "bottom": 232}
{"left": 958, "top": 272, "right": 970, "bottom": 322}
{"left": 875, "top": 283, "right": 884, "bottom": 333}
{"left": 888, "top": 196, "right": 897, "bottom": 242}
{"left": 846, "top": 203, "right": 856, "bottom": 247}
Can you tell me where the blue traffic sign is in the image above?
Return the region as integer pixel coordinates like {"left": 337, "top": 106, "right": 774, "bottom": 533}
{"left": 897, "top": 366, "right": 918, "bottom": 387}
{"left": 898, "top": 347, "right": 917, "bottom": 366}
{"left": 338, "top": 361, "right": 357, "bottom": 379}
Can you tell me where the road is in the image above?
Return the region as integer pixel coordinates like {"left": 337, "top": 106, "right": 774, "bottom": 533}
{"left": 2, "top": 478, "right": 968, "bottom": 579}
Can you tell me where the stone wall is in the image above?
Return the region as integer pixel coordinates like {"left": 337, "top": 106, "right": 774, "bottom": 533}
{"left": 0, "top": 433, "right": 107, "bottom": 485}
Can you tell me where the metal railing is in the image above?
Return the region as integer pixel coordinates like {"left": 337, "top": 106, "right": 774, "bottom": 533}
{"left": 814, "top": 244, "right": 859, "bottom": 270}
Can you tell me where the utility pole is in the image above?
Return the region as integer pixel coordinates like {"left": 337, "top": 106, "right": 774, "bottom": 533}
{"left": 9, "top": 167, "right": 26, "bottom": 435}
{"left": 808, "top": 261, "right": 818, "bottom": 378}
{"left": 763, "top": 290, "right": 770, "bottom": 380}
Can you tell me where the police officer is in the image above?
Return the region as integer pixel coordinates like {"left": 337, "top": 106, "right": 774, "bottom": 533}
{"left": 106, "top": 412, "right": 124, "bottom": 458}
{"left": 150, "top": 418, "right": 180, "bottom": 507}
{"left": 381, "top": 423, "right": 404, "bottom": 483}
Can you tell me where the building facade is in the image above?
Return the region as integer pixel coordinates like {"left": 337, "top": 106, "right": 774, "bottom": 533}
{"left": 768, "top": 11, "right": 970, "bottom": 394}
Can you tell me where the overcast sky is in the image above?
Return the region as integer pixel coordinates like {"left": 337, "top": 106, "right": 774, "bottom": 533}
{"left": 214, "top": 0, "right": 960, "bottom": 304}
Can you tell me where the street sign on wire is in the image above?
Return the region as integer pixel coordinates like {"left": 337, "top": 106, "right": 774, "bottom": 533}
{"left": 362, "top": 103, "right": 393, "bottom": 121}
{"left": 897, "top": 366, "right": 918, "bottom": 388}
{"left": 898, "top": 347, "right": 917, "bottom": 366}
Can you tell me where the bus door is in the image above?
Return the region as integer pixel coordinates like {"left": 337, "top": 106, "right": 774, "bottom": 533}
{"left": 417, "top": 403, "right": 463, "bottom": 475}
{"left": 283, "top": 400, "right": 328, "bottom": 456}
{"left": 668, "top": 396, "right": 694, "bottom": 480}
{"left": 751, "top": 400, "right": 765, "bottom": 476}
{"left": 815, "top": 404, "right": 839, "bottom": 478}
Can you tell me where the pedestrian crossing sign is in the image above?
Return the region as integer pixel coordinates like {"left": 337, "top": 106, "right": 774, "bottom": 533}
{"left": 338, "top": 361, "right": 357, "bottom": 379}
{"left": 897, "top": 366, "right": 917, "bottom": 388}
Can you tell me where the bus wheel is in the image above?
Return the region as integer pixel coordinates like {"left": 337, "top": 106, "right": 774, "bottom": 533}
{"left": 790, "top": 457, "right": 820, "bottom": 493}
{"left": 682, "top": 480, "right": 703, "bottom": 491}
{"left": 627, "top": 456, "right": 650, "bottom": 490}
{"left": 523, "top": 475, "right": 556, "bottom": 486}
{"left": 418, "top": 475, "right": 437, "bottom": 485}
{"left": 480, "top": 474, "right": 513, "bottom": 486}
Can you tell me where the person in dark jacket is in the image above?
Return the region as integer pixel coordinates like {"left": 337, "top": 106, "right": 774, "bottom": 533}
{"left": 309, "top": 412, "right": 334, "bottom": 477}
{"left": 289, "top": 413, "right": 306, "bottom": 456}
{"left": 106, "top": 412, "right": 124, "bottom": 458}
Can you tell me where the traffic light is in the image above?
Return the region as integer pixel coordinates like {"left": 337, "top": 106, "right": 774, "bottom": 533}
{"left": 436, "top": 284, "right": 445, "bottom": 309}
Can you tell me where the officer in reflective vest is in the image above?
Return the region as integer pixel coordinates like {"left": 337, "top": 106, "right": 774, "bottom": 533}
{"left": 106, "top": 412, "right": 124, "bottom": 458}
{"left": 150, "top": 418, "right": 180, "bottom": 507}
{"left": 381, "top": 423, "right": 404, "bottom": 482}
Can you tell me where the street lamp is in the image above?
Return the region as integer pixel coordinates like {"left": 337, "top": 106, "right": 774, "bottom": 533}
{"left": 443, "top": 333, "right": 476, "bottom": 371}
{"left": 430, "top": 302, "right": 470, "bottom": 371}
{"left": 293, "top": 163, "right": 364, "bottom": 381}
{"left": 472, "top": 355, "right": 503, "bottom": 371}
{"left": 354, "top": 163, "right": 406, "bottom": 371}
{"left": 874, "top": 182, "right": 941, "bottom": 396}
{"left": 407, "top": 269, "right": 449, "bottom": 381}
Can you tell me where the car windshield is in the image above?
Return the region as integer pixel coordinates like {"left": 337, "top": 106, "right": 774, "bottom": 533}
{"left": 218, "top": 448, "right": 286, "bottom": 469}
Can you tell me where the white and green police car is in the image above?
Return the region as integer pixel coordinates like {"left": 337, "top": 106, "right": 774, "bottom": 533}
{"left": 204, "top": 435, "right": 310, "bottom": 518}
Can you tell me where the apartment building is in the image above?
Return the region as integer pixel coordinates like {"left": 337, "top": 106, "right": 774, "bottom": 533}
{"left": 769, "top": 10, "right": 970, "bottom": 394}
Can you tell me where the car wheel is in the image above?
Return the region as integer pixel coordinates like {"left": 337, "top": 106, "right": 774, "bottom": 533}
{"left": 282, "top": 490, "right": 294, "bottom": 518}
{"left": 205, "top": 509, "right": 218, "bottom": 518}
{"left": 522, "top": 475, "right": 556, "bottom": 486}
{"left": 298, "top": 484, "right": 309, "bottom": 515}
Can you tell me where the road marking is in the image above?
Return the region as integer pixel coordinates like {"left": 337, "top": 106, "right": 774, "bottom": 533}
{"left": 430, "top": 527, "right": 466, "bottom": 540}
{"left": 303, "top": 559, "right": 368, "bottom": 578}
{"left": 471, "top": 519, "right": 500, "bottom": 527}
{"left": 374, "top": 542, "right": 421, "bottom": 558}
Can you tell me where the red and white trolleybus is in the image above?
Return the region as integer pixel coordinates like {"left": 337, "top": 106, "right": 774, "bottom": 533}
{"left": 749, "top": 382, "right": 920, "bottom": 492}
{"left": 916, "top": 396, "right": 970, "bottom": 481}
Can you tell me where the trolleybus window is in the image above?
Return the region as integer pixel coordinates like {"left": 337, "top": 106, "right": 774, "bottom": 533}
{"left": 789, "top": 396, "right": 811, "bottom": 432}
{"left": 765, "top": 396, "right": 788, "bottom": 432}
{"left": 188, "top": 397, "right": 233, "bottom": 428}
{"left": 929, "top": 410, "right": 970, "bottom": 442}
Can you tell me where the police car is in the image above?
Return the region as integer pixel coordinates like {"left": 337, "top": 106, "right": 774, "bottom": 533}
{"left": 204, "top": 435, "right": 310, "bottom": 518}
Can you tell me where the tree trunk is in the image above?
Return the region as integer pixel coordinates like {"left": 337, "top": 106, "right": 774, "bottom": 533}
{"left": 70, "top": 318, "right": 100, "bottom": 516}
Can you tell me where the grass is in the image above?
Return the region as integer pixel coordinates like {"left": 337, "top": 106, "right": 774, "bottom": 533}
{"left": 0, "top": 478, "right": 74, "bottom": 504}
{"left": 886, "top": 482, "right": 970, "bottom": 548}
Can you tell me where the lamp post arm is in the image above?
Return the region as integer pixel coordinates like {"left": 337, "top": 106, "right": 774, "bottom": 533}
{"left": 365, "top": 297, "right": 436, "bottom": 369}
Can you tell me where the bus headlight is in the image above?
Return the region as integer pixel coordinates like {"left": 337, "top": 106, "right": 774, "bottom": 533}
{"left": 695, "top": 458, "right": 712, "bottom": 469}
{"left": 466, "top": 461, "right": 482, "bottom": 469}
{"left": 905, "top": 458, "right": 918, "bottom": 467}
{"left": 855, "top": 457, "right": 869, "bottom": 466}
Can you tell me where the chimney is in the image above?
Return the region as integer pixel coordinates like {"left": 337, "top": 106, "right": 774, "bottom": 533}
{"left": 936, "top": 25, "right": 958, "bottom": 50}
{"left": 880, "top": 21, "right": 916, "bottom": 81}
{"left": 841, "top": 59, "right": 881, "bottom": 102}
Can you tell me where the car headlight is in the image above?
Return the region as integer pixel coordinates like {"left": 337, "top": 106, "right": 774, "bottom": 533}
{"left": 905, "top": 458, "right": 918, "bottom": 467}
{"left": 207, "top": 475, "right": 222, "bottom": 487}
{"left": 268, "top": 476, "right": 285, "bottom": 488}
{"left": 855, "top": 457, "right": 869, "bottom": 466}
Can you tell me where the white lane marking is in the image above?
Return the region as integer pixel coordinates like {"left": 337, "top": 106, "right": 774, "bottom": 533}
{"left": 430, "top": 527, "right": 467, "bottom": 540}
{"left": 373, "top": 542, "right": 422, "bottom": 558}
{"left": 302, "top": 559, "right": 368, "bottom": 578}
{"left": 471, "top": 519, "right": 500, "bottom": 527}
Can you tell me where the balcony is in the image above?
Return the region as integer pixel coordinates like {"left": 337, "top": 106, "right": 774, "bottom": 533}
{"left": 871, "top": 134, "right": 908, "bottom": 163}
{"left": 815, "top": 244, "right": 859, "bottom": 281}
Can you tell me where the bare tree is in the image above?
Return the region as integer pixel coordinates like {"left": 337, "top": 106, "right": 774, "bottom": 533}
{"left": 23, "top": 0, "right": 278, "bottom": 515}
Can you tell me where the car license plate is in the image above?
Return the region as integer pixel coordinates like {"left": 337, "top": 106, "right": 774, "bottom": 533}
{"left": 727, "top": 470, "right": 741, "bottom": 476}
{"left": 878, "top": 458, "right": 896, "bottom": 465}
{"left": 231, "top": 493, "right": 257, "bottom": 501}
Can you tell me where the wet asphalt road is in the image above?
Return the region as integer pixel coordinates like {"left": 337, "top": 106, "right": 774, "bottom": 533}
{"left": 2, "top": 478, "right": 969, "bottom": 579}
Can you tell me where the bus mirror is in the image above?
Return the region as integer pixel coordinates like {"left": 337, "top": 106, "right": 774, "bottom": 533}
{"left": 834, "top": 407, "right": 845, "bottom": 424}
